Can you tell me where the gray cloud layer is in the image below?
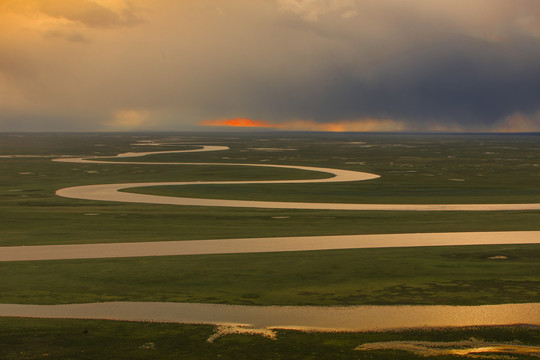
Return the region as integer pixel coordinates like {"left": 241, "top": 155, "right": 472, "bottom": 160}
{"left": 1, "top": 0, "right": 540, "bottom": 131}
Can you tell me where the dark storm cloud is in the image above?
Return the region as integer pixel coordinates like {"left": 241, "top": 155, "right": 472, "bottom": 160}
{"left": 365, "top": 36, "right": 540, "bottom": 127}
{"left": 222, "top": 35, "right": 540, "bottom": 131}
{"left": 2, "top": 0, "right": 540, "bottom": 131}
{"left": 348, "top": 37, "right": 540, "bottom": 126}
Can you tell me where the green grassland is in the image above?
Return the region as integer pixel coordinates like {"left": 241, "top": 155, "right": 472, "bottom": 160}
{"left": 1, "top": 132, "right": 539, "bottom": 306}
{"left": 1, "top": 132, "right": 540, "bottom": 356}
{"left": 125, "top": 134, "right": 540, "bottom": 204}
{"left": 2, "top": 132, "right": 540, "bottom": 246}
{"left": 2, "top": 245, "right": 539, "bottom": 306}
{"left": 1, "top": 317, "right": 539, "bottom": 360}
{"left": 3, "top": 206, "right": 540, "bottom": 246}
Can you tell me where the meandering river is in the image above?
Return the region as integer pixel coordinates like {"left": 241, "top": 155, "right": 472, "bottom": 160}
{"left": 2, "top": 144, "right": 539, "bottom": 331}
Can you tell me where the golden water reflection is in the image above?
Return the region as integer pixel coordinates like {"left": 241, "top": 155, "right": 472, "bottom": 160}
{"left": 356, "top": 340, "right": 540, "bottom": 358}
{"left": 0, "top": 302, "right": 539, "bottom": 332}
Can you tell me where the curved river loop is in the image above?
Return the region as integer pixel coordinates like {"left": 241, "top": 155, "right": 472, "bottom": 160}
{"left": 1, "top": 144, "right": 540, "bottom": 333}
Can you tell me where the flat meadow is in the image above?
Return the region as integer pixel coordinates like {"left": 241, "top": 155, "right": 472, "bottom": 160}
{"left": 1, "top": 132, "right": 539, "bottom": 359}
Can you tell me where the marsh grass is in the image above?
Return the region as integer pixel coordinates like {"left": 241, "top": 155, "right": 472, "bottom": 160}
{"left": 1, "top": 317, "right": 539, "bottom": 360}
{"left": 1, "top": 134, "right": 539, "bottom": 318}
{"left": 2, "top": 132, "right": 540, "bottom": 357}
{"left": 2, "top": 132, "right": 540, "bottom": 246}
{"left": 1, "top": 245, "right": 539, "bottom": 306}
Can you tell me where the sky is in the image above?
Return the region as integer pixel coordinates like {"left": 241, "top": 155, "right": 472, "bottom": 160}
{"left": 1, "top": 0, "right": 540, "bottom": 132}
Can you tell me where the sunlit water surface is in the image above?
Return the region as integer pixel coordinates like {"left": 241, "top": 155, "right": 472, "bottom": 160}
{"left": 1, "top": 302, "right": 539, "bottom": 331}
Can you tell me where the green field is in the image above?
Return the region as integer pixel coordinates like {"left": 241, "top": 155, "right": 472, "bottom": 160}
{"left": 2, "top": 132, "right": 540, "bottom": 246}
{"left": 1, "top": 132, "right": 539, "bottom": 305}
{"left": 122, "top": 132, "right": 540, "bottom": 204}
{"left": 1, "top": 317, "right": 540, "bottom": 360}
{"left": 1, "top": 132, "right": 540, "bottom": 357}
{"left": 1, "top": 245, "right": 539, "bottom": 306}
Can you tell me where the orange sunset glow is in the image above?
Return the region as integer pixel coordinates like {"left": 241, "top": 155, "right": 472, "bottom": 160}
{"left": 200, "top": 118, "right": 277, "bottom": 128}
{"left": 200, "top": 117, "right": 407, "bottom": 132}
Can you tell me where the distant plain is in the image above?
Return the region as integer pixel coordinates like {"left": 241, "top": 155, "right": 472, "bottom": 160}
{"left": 1, "top": 132, "right": 539, "bottom": 359}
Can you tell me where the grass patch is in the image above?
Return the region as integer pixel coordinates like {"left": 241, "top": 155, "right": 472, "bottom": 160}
{"left": 2, "top": 205, "right": 540, "bottom": 246}
{"left": 2, "top": 132, "right": 540, "bottom": 246}
{"left": 2, "top": 132, "right": 540, "bottom": 355}
{"left": 127, "top": 179, "right": 540, "bottom": 204}
{"left": 1, "top": 317, "right": 539, "bottom": 360}
{"left": 1, "top": 245, "right": 539, "bottom": 306}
